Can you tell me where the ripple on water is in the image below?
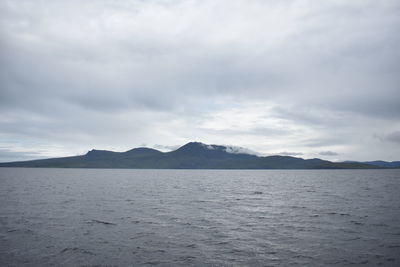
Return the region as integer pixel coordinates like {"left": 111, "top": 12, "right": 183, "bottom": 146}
{"left": 0, "top": 168, "right": 399, "bottom": 266}
{"left": 60, "top": 247, "right": 95, "bottom": 256}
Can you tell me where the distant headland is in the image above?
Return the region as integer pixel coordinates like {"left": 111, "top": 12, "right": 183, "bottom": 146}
{"left": 0, "top": 142, "right": 399, "bottom": 169}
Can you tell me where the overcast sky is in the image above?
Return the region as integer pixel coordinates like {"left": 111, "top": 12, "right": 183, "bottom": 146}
{"left": 1, "top": 0, "right": 399, "bottom": 162}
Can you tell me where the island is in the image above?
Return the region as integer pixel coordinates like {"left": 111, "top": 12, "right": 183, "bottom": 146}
{"left": 1, "top": 142, "right": 399, "bottom": 169}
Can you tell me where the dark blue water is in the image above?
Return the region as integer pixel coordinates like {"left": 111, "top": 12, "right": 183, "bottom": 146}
{"left": 0, "top": 168, "right": 399, "bottom": 266}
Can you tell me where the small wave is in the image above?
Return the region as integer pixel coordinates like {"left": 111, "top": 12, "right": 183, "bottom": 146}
{"left": 387, "top": 245, "right": 400, "bottom": 248}
{"left": 178, "top": 255, "right": 196, "bottom": 261}
{"left": 24, "top": 229, "right": 34, "bottom": 234}
{"left": 130, "top": 232, "right": 155, "bottom": 239}
{"left": 288, "top": 205, "right": 307, "bottom": 209}
{"left": 327, "top": 212, "right": 351, "bottom": 216}
{"left": 195, "top": 200, "right": 208, "bottom": 203}
{"left": 154, "top": 249, "right": 166, "bottom": 253}
{"left": 101, "top": 209, "right": 115, "bottom": 213}
{"left": 343, "top": 237, "right": 361, "bottom": 241}
{"left": 371, "top": 223, "right": 388, "bottom": 227}
{"left": 350, "top": 220, "right": 364, "bottom": 226}
{"left": 60, "top": 247, "right": 95, "bottom": 255}
{"left": 293, "top": 254, "right": 314, "bottom": 260}
{"left": 143, "top": 261, "right": 161, "bottom": 265}
{"left": 340, "top": 228, "right": 360, "bottom": 234}
{"left": 87, "top": 219, "right": 116, "bottom": 226}
{"left": 332, "top": 259, "right": 369, "bottom": 265}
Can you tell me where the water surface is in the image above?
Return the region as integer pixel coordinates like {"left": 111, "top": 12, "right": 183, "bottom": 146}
{"left": 0, "top": 168, "right": 399, "bottom": 266}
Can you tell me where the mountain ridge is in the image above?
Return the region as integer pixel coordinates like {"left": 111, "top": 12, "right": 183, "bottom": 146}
{"left": 0, "top": 142, "right": 396, "bottom": 169}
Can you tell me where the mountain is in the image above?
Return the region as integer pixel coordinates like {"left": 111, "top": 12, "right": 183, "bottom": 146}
{"left": 363, "top": 161, "right": 400, "bottom": 168}
{"left": 0, "top": 142, "right": 386, "bottom": 169}
{"left": 344, "top": 160, "right": 400, "bottom": 168}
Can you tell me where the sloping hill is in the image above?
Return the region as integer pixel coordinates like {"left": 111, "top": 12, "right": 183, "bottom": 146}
{"left": 0, "top": 142, "right": 380, "bottom": 169}
{"left": 363, "top": 161, "right": 400, "bottom": 168}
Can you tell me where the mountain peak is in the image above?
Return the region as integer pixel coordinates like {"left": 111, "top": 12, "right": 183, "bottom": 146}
{"left": 123, "top": 147, "right": 162, "bottom": 156}
{"left": 182, "top": 141, "right": 209, "bottom": 147}
{"left": 85, "top": 149, "right": 117, "bottom": 159}
{"left": 170, "top": 142, "right": 258, "bottom": 159}
{"left": 178, "top": 142, "right": 223, "bottom": 151}
{"left": 0, "top": 141, "right": 388, "bottom": 169}
{"left": 86, "top": 149, "right": 113, "bottom": 155}
{"left": 177, "top": 142, "right": 259, "bottom": 156}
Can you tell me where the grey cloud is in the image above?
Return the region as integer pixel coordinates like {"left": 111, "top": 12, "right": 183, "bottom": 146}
{"left": 319, "top": 151, "right": 339, "bottom": 156}
{"left": 277, "top": 152, "right": 303, "bottom": 156}
{"left": 2, "top": 0, "right": 397, "bottom": 117}
{"left": 224, "top": 145, "right": 260, "bottom": 156}
{"left": 153, "top": 144, "right": 180, "bottom": 151}
{"left": 302, "top": 138, "right": 346, "bottom": 148}
{"left": 201, "top": 127, "right": 291, "bottom": 137}
{"left": 386, "top": 131, "right": 400, "bottom": 143}
{"left": 0, "top": 0, "right": 399, "bottom": 161}
{"left": 0, "top": 148, "right": 43, "bottom": 162}
{"left": 271, "top": 106, "right": 346, "bottom": 127}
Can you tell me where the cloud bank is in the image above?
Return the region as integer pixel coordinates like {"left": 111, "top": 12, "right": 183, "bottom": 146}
{"left": 0, "top": 0, "right": 399, "bottom": 162}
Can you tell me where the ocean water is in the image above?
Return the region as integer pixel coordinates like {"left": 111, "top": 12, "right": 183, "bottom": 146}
{"left": 0, "top": 168, "right": 399, "bottom": 266}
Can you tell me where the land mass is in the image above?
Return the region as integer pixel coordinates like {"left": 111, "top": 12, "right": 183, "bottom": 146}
{"left": 0, "top": 142, "right": 399, "bottom": 169}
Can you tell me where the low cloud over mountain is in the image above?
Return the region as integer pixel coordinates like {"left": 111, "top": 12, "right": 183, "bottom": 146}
{"left": 1, "top": 0, "right": 399, "bottom": 162}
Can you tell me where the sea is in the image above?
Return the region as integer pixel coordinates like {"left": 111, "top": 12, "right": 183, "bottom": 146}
{"left": 0, "top": 168, "right": 399, "bottom": 266}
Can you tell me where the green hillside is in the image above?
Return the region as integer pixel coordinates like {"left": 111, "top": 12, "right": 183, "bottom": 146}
{"left": 0, "top": 142, "right": 380, "bottom": 169}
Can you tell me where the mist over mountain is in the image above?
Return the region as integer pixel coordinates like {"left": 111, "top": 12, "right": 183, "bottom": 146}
{"left": 1, "top": 1, "right": 399, "bottom": 163}
{"left": 0, "top": 142, "right": 389, "bottom": 169}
